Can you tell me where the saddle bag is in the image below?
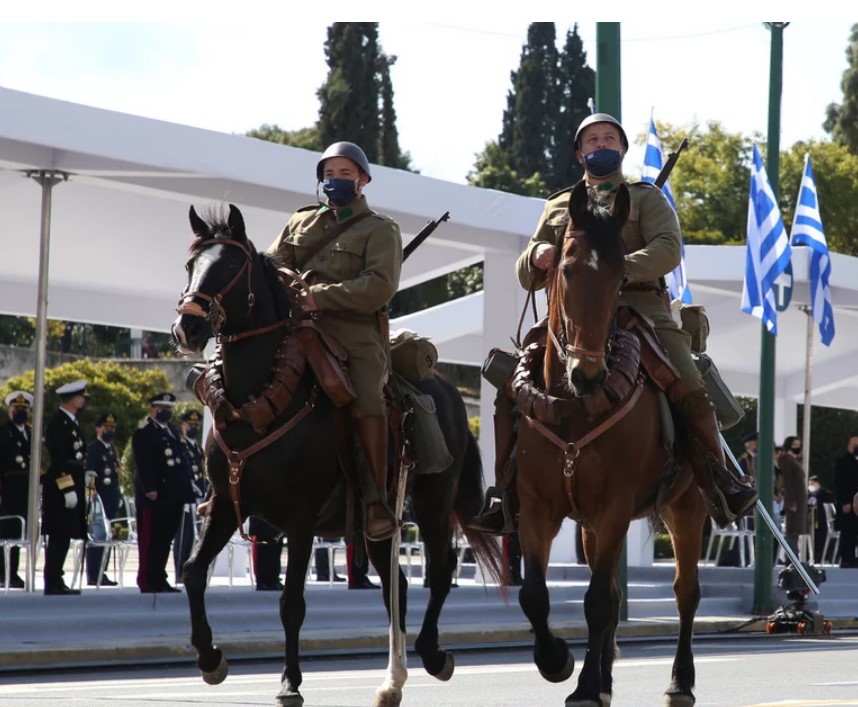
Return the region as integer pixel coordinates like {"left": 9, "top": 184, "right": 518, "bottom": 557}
{"left": 390, "top": 329, "right": 438, "bottom": 381}
{"left": 693, "top": 353, "right": 743, "bottom": 430}
{"left": 482, "top": 347, "right": 518, "bottom": 393}
{"left": 396, "top": 376, "right": 453, "bottom": 474}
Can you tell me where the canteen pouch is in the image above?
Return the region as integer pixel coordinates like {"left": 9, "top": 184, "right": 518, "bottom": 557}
{"left": 390, "top": 329, "right": 438, "bottom": 381}
{"left": 293, "top": 326, "right": 356, "bottom": 408}
{"left": 693, "top": 353, "right": 743, "bottom": 430}
{"left": 680, "top": 304, "right": 710, "bottom": 354}
{"left": 482, "top": 347, "right": 518, "bottom": 393}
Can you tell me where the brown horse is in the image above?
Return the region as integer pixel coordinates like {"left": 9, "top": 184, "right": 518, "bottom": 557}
{"left": 515, "top": 181, "right": 708, "bottom": 707}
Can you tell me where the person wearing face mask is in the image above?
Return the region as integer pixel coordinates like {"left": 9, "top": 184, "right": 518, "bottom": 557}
{"left": 173, "top": 408, "right": 208, "bottom": 581}
{"left": 470, "top": 113, "right": 758, "bottom": 535}
{"left": 133, "top": 392, "right": 195, "bottom": 593}
{"left": 0, "top": 391, "right": 34, "bottom": 589}
{"left": 267, "top": 141, "right": 402, "bottom": 542}
{"left": 42, "top": 380, "right": 90, "bottom": 595}
{"left": 834, "top": 436, "right": 858, "bottom": 568}
{"left": 779, "top": 436, "right": 808, "bottom": 560}
{"left": 84, "top": 413, "right": 122, "bottom": 587}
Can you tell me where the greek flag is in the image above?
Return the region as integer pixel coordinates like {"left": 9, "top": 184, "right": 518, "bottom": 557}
{"left": 642, "top": 116, "right": 692, "bottom": 303}
{"left": 790, "top": 155, "right": 834, "bottom": 345}
{"left": 741, "top": 145, "right": 792, "bottom": 334}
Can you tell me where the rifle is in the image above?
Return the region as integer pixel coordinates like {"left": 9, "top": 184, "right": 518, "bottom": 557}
{"left": 654, "top": 137, "right": 688, "bottom": 189}
{"left": 402, "top": 211, "right": 450, "bottom": 262}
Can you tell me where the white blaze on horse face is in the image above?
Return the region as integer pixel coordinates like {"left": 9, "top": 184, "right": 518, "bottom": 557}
{"left": 586, "top": 249, "right": 599, "bottom": 271}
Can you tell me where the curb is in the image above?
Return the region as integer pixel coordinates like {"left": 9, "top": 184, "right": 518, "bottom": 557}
{"left": 3, "top": 617, "right": 856, "bottom": 673}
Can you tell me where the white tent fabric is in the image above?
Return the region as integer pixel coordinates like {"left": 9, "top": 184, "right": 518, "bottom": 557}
{"left": 4, "top": 85, "right": 858, "bottom": 456}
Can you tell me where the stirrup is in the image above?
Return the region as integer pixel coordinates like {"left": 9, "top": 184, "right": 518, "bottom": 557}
{"left": 468, "top": 487, "right": 516, "bottom": 535}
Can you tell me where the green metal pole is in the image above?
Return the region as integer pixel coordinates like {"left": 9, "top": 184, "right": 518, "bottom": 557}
{"left": 595, "top": 21, "right": 628, "bottom": 621}
{"left": 752, "top": 22, "right": 787, "bottom": 615}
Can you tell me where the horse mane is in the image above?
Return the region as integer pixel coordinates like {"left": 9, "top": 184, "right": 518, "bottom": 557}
{"left": 573, "top": 198, "right": 627, "bottom": 267}
{"left": 188, "top": 207, "right": 232, "bottom": 256}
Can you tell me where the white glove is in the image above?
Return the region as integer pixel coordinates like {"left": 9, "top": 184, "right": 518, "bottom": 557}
{"left": 85, "top": 470, "right": 97, "bottom": 488}
{"left": 64, "top": 490, "right": 79, "bottom": 510}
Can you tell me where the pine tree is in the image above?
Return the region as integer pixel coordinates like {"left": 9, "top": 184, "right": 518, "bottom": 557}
{"left": 550, "top": 24, "right": 595, "bottom": 190}
{"left": 379, "top": 54, "right": 411, "bottom": 169}
{"left": 824, "top": 23, "right": 858, "bottom": 155}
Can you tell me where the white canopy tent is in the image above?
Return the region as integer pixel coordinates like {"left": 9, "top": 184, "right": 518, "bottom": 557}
{"left": 4, "top": 86, "right": 858, "bottom": 571}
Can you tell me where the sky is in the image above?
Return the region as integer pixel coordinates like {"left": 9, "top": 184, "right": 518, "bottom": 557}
{"left": 0, "top": 19, "right": 854, "bottom": 185}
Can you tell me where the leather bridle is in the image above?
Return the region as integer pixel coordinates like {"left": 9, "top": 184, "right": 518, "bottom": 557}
{"left": 176, "top": 237, "right": 289, "bottom": 344}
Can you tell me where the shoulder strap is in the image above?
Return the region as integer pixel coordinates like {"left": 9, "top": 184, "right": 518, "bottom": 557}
{"left": 303, "top": 210, "right": 373, "bottom": 264}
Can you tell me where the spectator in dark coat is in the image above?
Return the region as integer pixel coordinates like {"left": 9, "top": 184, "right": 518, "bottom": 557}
{"left": 834, "top": 436, "right": 858, "bottom": 568}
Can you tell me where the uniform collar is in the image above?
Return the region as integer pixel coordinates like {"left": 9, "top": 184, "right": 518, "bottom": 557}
{"left": 320, "top": 194, "right": 370, "bottom": 223}
{"left": 60, "top": 408, "right": 77, "bottom": 422}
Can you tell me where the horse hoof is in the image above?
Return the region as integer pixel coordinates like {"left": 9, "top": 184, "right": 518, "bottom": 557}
{"left": 565, "top": 700, "right": 603, "bottom": 707}
{"left": 600, "top": 693, "right": 612, "bottom": 707}
{"left": 538, "top": 647, "right": 575, "bottom": 683}
{"left": 200, "top": 654, "right": 229, "bottom": 685}
{"left": 664, "top": 693, "right": 695, "bottom": 707}
{"left": 275, "top": 690, "right": 304, "bottom": 707}
{"left": 372, "top": 689, "right": 403, "bottom": 707}
{"left": 432, "top": 652, "right": 455, "bottom": 682}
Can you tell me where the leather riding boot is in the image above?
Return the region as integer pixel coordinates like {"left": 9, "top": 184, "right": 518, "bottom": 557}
{"left": 354, "top": 415, "right": 397, "bottom": 542}
{"left": 468, "top": 394, "right": 518, "bottom": 535}
{"left": 676, "top": 387, "right": 759, "bottom": 528}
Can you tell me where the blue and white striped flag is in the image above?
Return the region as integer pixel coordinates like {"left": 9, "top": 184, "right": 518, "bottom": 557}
{"left": 741, "top": 145, "right": 792, "bottom": 334}
{"left": 642, "top": 115, "right": 692, "bottom": 303}
{"left": 790, "top": 155, "right": 834, "bottom": 345}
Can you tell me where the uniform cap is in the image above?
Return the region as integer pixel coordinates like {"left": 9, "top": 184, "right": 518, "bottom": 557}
{"left": 5, "top": 390, "right": 33, "bottom": 407}
{"left": 316, "top": 141, "right": 372, "bottom": 182}
{"left": 96, "top": 412, "right": 118, "bottom": 427}
{"left": 742, "top": 431, "right": 759, "bottom": 443}
{"left": 182, "top": 409, "right": 203, "bottom": 423}
{"left": 573, "top": 112, "right": 629, "bottom": 151}
{"left": 149, "top": 392, "right": 177, "bottom": 407}
{"left": 56, "top": 380, "right": 89, "bottom": 397}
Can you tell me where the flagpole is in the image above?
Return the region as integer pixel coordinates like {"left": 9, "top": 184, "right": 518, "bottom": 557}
{"left": 753, "top": 22, "right": 788, "bottom": 615}
{"left": 801, "top": 305, "right": 812, "bottom": 471}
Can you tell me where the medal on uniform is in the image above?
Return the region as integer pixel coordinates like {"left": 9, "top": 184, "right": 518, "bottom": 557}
{"left": 167, "top": 459, "right": 175, "bottom": 467}
{"left": 165, "top": 448, "right": 173, "bottom": 457}
{"left": 75, "top": 451, "right": 83, "bottom": 460}
{"left": 104, "top": 478, "right": 112, "bottom": 485}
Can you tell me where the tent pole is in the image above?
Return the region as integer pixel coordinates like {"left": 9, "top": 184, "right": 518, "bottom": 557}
{"left": 24, "top": 169, "right": 67, "bottom": 593}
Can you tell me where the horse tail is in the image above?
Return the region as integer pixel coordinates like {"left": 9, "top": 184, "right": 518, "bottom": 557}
{"left": 453, "top": 430, "right": 506, "bottom": 592}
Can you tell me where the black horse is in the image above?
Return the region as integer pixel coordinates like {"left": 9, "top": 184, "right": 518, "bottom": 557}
{"left": 171, "top": 204, "right": 502, "bottom": 707}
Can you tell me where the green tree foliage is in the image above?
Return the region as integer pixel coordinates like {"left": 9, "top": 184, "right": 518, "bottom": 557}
{"left": 653, "top": 121, "right": 755, "bottom": 245}
{"left": 475, "top": 23, "right": 593, "bottom": 195}
{"left": 1, "top": 359, "right": 170, "bottom": 480}
{"left": 779, "top": 140, "right": 858, "bottom": 256}
{"left": 246, "top": 123, "right": 322, "bottom": 151}
{"left": 552, "top": 25, "right": 595, "bottom": 189}
{"left": 466, "top": 141, "right": 548, "bottom": 196}
{"left": 378, "top": 54, "right": 412, "bottom": 170}
{"left": 824, "top": 23, "right": 858, "bottom": 155}
{"left": 500, "top": 23, "right": 559, "bottom": 180}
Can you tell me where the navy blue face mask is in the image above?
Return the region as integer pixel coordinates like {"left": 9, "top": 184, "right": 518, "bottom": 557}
{"left": 185, "top": 426, "right": 199, "bottom": 439}
{"left": 584, "top": 148, "right": 623, "bottom": 178}
{"left": 101, "top": 429, "right": 115, "bottom": 443}
{"left": 321, "top": 178, "right": 358, "bottom": 207}
{"left": 155, "top": 409, "right": 173, "bottom": 423}
{"left": 12, "top": 409, "right": 28, "bottom": 425}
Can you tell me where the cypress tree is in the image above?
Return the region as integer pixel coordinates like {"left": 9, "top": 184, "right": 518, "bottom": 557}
{"left": 550, "top": 24, "right": 595, "bottom": 190}
{"left": 499, "top": 23, "right": 559, "bottom": 180}
{"left": 379, "top": 54, "right": 411, "bottom": 169}
{"left": 317, "top": 23, "right": 382, "bottom": 162}
{"left": 824, "top": 23, "right": 858, "bottom": 155}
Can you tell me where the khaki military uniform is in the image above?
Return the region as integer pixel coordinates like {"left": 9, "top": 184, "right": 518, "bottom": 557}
{"left": 515, "top": 179, "right": 703, "bottom": 393}
{"left": 267, "top": 195, "right": 402, "bottom": 415}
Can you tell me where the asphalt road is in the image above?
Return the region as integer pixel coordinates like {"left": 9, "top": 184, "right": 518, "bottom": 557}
{"left": 2, "top": 634, "right": 857, "bottom": 707}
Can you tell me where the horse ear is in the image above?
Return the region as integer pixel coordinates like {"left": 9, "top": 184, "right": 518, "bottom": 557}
{"left": 227, "top": 204, "right": 246, "bottom": 242}
{"left": 612, "top": 184, "right": 631, "bottom": 225}
{"left": 189, "top": 206, "right": 209, "bottom": 238}
{"left": 568, "top": 180, "right": 589, "bottom": 224}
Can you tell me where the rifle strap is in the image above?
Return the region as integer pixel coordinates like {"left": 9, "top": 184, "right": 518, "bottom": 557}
{"left": 302, "top": 210, "right": 373, "bottom": 265}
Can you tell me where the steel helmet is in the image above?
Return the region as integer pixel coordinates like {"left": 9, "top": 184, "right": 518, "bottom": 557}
{"left": 316, "top": 141, "right": 372, "bottom": 182}
{"left": 573, "top": 113, "right": 629, "bottom": 151}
